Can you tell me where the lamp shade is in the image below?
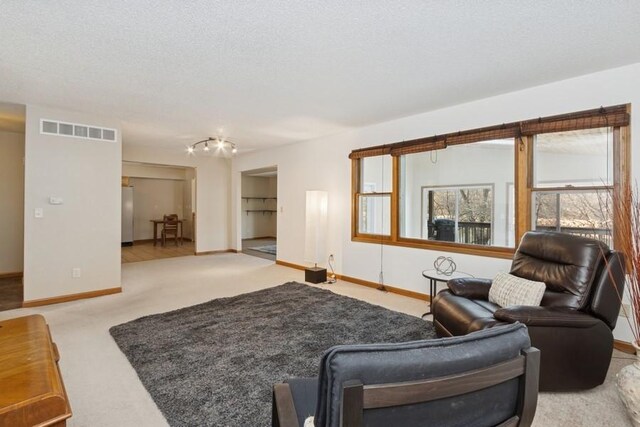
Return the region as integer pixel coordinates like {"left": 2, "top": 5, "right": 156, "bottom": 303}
{"left": 304, "top": 190, "right": 328, "bottom": 265}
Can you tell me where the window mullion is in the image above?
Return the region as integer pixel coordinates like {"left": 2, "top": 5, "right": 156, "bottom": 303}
{"left": 351, "top": 158, "right": 359, "bottom": 239}
{"left": 454, "top": 190, "right": 460, "bottom": 243}
{"left": 391, "top": 156, "right": 399, "bottom": 242}
{"left": 516, "top": 135, "right": 532, "bottom": 244}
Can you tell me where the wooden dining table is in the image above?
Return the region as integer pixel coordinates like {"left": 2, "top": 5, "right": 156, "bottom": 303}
{"left": 150, "top": 219, "right": 184, "bottom": 246}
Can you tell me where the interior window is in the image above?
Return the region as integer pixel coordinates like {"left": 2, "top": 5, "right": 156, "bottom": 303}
{"left": 419, "top": 186, "right": 493, "bottom": 245}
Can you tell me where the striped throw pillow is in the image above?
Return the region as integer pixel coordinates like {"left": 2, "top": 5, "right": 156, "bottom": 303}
{"left": 489, "top": 272, "right": 546, "bottom": 308}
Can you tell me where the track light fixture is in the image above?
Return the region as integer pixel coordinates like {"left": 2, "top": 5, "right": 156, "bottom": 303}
{"left": 187, "top": 137, "right": 238, "bottom": 155}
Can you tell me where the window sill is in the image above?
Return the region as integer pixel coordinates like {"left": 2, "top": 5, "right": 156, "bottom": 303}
{"left": 352, "top": 235, "right": 515, "bottom": 259}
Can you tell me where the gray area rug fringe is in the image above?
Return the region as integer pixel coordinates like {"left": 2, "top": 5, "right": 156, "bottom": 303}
{"left": 110, "top": 282, "right": 435, "bottom": 426}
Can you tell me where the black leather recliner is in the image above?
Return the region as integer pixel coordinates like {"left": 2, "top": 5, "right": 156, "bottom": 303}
{"left": 432, "top": 231, "right": 626, "bottom": 391}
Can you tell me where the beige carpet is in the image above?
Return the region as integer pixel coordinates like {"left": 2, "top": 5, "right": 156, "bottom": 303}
{"left": 0, "top": 253, "right": 633, "bottom": 426}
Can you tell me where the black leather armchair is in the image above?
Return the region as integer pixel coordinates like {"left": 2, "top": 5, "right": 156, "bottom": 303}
{"left": 432, "top": 231, "right": 626, "bottom": 391}
{"left": 273, "top": 323, "right": 539, "bottom": 427}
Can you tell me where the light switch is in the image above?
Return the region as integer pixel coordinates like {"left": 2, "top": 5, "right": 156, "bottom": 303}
{"left": 34, "top": 208, "right": 43, "bottom": 218}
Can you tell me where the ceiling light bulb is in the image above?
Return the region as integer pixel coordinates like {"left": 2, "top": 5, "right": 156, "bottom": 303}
{"left": 187, "top": 146, "right": 194, "bottom": 154}
{"left": 204, "top": 142, "right": 210, "bottom": 151}
{"left": 232, "top": 147, "right": 237, "bottom": 154}
{"left": 217, "top": 139, "right": 224, "bottom": 149}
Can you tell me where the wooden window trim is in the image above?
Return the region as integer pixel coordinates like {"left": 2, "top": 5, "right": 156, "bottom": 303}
{"left": 530, "top": 185, "right": 614, "bottom": 192}
{"left": 356, "top": 192, "right": 392, "bottom": 197}
{"left": 514, "top": 135, "right": 531, "bottom": 245}
{"left": 352, "top": 105, "right": 631, "bottom": 258}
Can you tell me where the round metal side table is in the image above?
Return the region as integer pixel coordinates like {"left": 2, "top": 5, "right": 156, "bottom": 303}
{"left": 421, "top": 269, "right": 473, "bottom": 318}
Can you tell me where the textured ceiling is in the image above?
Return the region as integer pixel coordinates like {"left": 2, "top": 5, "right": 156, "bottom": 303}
{"left": 1, "top": 1, "right": 639, "bottom": 151}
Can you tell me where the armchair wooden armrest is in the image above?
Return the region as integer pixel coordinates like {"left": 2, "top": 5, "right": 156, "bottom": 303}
{"left": 273, "top": 383, "right": 299, "bottom": 427}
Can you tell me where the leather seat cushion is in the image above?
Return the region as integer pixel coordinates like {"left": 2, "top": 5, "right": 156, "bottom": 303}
{"left": 433, "top": 291, "right": 506, "bottom": 336}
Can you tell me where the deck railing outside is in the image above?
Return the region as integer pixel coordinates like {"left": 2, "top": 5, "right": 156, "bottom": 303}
{"left": 430, "top": 221, "right": 612, "bottom": 247}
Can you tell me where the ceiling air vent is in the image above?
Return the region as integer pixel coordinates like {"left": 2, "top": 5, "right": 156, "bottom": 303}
{"left": 40, "top": 119, "right": 117, "bottom": 142}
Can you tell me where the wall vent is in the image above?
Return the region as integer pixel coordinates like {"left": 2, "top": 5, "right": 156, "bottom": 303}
{"left": 40, "top": 119, "right": 117, "bottom": 142}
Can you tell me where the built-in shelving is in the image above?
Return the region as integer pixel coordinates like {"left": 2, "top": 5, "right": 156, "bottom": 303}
{"left": 242, "top": 197, "right": 277, "bottom": 202}
{"left": 242, "top": 196, "right": 277, "bottom": 215}
{"left": 244, "top": 209, "right": 277, "bottom": 215}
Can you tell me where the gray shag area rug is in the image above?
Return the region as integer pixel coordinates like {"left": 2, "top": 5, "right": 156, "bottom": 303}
{"left": 110, "top": 282, "right": 435, "bottom": 427}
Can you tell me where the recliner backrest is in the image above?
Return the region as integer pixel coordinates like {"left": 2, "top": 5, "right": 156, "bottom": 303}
{"left": 589, "top": 251, "right": 626, "bottom": 329}
{"left": 314, "top": 323, "right": 532, "bottom": 427}
{"left": 510, "top": 231, "right": 610, "bottom": 310}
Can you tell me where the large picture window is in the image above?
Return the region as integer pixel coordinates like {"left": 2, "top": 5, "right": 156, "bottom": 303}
{"left": 399, "top": 139, "right": 514, "bottom": 248}
{"left": 350, "top": 105, "right": 630, "bottom": 258}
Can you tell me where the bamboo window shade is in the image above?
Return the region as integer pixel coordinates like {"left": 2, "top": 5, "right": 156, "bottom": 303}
{"left": 348, "top": 104, "right": 630, "bottom": 159}
{"left": 348, "top": 146, "right": 391, "bottom": 159}
{"left": 519, "top": 105, "right": 629, "bottom": 135}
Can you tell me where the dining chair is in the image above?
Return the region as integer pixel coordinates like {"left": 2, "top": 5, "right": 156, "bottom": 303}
{"left": 161, "top": 214, "right": 180, "bottom": 247}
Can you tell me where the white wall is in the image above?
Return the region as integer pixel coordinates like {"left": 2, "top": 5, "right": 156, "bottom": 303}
{"left": 0, "top": 130, "right": 25, "bottom": 273}
{"left": 122, "top": 145, "right": 230, "bottom": 253}
{"left": 241, "top": 176, "right": 277, "bottom": 239}
{"left": 23, "top": 105, "right": 121, "bottom": 300}
{"left": 183, "top": 168, "right": 196, "bottom": 240}
{"left": 232, "top": 62, "right": 640, "bottom": 342}
{"left": 128, "top": 178, "right": 185, "bottom": 240}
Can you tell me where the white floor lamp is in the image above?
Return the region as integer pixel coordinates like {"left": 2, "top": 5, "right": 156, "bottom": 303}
{"left": 304, "top": 190, "right": 328, "bottom": 283}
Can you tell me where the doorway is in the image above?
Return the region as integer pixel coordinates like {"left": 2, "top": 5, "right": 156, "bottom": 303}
{"left": 121, "top": 161, "right": 196, "bottom": 263}
{"left": 0, "top": 102, "right": 25, "bottom": 311}
{"left": 241, "top": 167, "right": 278, "bottom": 261}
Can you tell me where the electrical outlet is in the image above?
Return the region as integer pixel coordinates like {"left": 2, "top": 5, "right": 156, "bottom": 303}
{"left": 72, "top": 268, "right": 81, "bottom": 278}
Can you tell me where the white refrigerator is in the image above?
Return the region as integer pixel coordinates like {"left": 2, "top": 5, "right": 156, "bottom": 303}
{"left": 121, "top": 187, "right": 134, "bottom": 246}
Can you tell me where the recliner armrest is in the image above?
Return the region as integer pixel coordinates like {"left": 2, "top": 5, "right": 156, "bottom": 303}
{"left": 447, "top": 278, "right": 492, "bottom": 300}
{"left": 494, "top": 306, "right": 601, "bottom": 328}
